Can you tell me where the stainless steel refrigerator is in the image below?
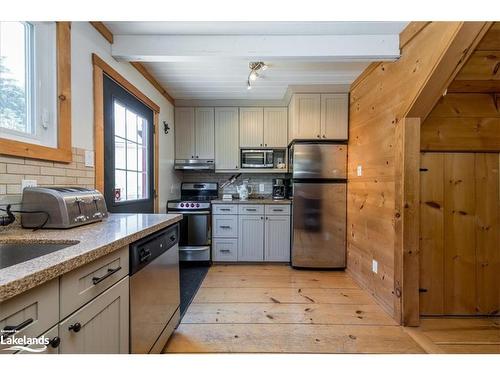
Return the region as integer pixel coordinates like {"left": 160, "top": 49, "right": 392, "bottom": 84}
{"left": 289, "top": 142, "right": 347, "bottom": 268}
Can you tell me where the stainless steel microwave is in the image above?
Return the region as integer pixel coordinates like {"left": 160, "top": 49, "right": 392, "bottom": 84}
{"left": 241, "top": 149, "right": 274, "bottom": 168}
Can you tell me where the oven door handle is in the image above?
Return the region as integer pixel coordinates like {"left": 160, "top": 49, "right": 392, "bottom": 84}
{"left": 169, "top": 211, "right": 211, "bottom": 215}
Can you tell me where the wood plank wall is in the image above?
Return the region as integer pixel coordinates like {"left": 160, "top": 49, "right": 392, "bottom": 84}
{"left": 347, "top": 22, "right": 469, "bottom": 321}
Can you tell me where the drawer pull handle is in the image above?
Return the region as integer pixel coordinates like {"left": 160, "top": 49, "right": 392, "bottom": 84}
{"left": 220, "top": 249, "right": 231, "bottom": 253}
{"left": 68, "top": 322, "right": 81, "bottom": 333}
{"left": 49, "top": 336, "right": 61, "bottom": 348}
{"left": 220, "top": 225, "right": 231, "bottom": 229}
{"left": 273, "top": 209, "right": 284, "bottom": 212}
{"left": 92, "top": 266, "right": 122, "bottom": 285}
{"left": 1, "top": 318, "right": 34, "bottom": 339}
{"left": 220, "top": 208, "right": 231, "bottom": 211}
{"left": 246, "top": 209, "right": 257, "bottom": 211}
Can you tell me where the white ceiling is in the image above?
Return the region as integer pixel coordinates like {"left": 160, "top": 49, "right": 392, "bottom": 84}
{"left": 104, "top": 22, "right": 408, "bottom": 101}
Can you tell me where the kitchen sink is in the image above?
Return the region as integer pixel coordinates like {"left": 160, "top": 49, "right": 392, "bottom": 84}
{"left": 0, "top": 241, "right": 79, "bottom": 270}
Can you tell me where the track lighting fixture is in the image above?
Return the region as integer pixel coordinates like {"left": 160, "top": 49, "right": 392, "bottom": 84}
{"left": 246, "top": 62, "right": 267, "bottom": 90}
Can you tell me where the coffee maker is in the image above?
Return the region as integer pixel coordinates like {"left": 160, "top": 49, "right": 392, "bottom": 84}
{"left": 272, "top": 178, "right": 290, "bottom": 200}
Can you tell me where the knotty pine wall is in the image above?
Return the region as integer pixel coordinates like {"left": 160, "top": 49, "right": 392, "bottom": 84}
{"left": 346, "top": 22, "right": 473, "bottom": 321}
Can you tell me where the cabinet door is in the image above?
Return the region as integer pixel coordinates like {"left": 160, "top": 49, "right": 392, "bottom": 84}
{"left": 175, "top": 107, "right": 195, "bottom": 159}
{"left": 265, "top": 215, "right": 291, "bottom": 262}
{"left": 195, "top": 107, "right": 215, "bottom": 159}
{"left": 239, "top": 107, "right": 264, "bottom": 147}
{"left": 321, "top": 94, "right": 348, "bottom": 140}
{"left": 238, "top": 215, "right": 264, "bottom": 261}
{"left": 290, "top": 94, "right": 321, "bottom": 140}
{"left": 215, "top": 107, "right": 239, "bottom": 171}
{"left": 263, "top": 107, "right": 288, "bottom": 147}
{"left": 59, "top": 277, "right": 129, "bottom": 354}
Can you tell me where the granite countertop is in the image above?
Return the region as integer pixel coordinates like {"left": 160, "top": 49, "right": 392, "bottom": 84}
{"left": 211, "top": 198, "right": 292, "bottom": 205}
{"left": 0, "top": 213, "right": 182, "bottom": 302}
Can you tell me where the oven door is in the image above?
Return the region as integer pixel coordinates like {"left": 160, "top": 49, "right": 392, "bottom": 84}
{"left": 176, "top": 210, "right": 211, "bottom": 261}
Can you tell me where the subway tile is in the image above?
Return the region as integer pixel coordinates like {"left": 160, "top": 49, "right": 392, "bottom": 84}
{"left": 40, "top": 166, "right": 67, "bottom": 176}
{"left": 6, "top": 184, "right": 22, "bottom": 194}
{"left": 0, "top": 174, "right": 23, "bottom": 184}
{"left": 24, "top": 159, "right": 54, "bottom": 167}
{"left": 0, "top": 163, "right": 5, "bottom": 173}
{"left": 0, "top": 155, "right": 25, "bottom": 164}
{"left": 7, "top": 164, "right": 41, "bottom": 175}
{"left": 65, "top": 168, "right": 84, "bottom": 177}
{"left": 77, "top": 177, "right": 94, "bottom": 185}
{"left": 25, "top": 175, "right": 54, "bottom": 185}
{"left": 0, "top": 185, "right": 6, "bottom": 195}
{"left": 54, "top": 176, "right": 77, "bottom": 185}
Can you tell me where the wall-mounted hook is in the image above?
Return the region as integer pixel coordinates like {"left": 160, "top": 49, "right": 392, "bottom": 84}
{"left": 163, "top": 121, "right": 170, "bottom": 134}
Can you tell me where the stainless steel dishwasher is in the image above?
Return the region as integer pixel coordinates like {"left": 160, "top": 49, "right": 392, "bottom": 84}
{"left": 129, "top": 224, "right": 180, "bottom": 354}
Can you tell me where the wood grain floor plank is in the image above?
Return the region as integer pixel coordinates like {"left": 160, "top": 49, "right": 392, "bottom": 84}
{"left": 193, "top": 287, "right": 377, "bottom": 305}
{"left": 416, "top": 318, "right": 500, "bottom": 343}
{"left": 182, "top": 303, "right": 397, "bottom": 326}
{"left": 164, "top": 323, "right": 424, "bottom": 353}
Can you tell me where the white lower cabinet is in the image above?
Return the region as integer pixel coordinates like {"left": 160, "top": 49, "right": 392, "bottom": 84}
{"left": 265, "top": 215, "right": 291, "bottom": 261}
{"left": 59, "top": 277, "right": 129, "bottom": 354}
{"left": 213, "top": 238, "right": 238, "bottom": 262}
{"left": 238, "top": 215, "right": 265, "bottom": 261}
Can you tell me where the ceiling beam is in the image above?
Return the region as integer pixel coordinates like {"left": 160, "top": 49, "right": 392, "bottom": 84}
{"left": 90, "top": 22, "right": 114, "bottom": 44}
{"left": 111, "top": 34, "right": 401, "bottom": 62}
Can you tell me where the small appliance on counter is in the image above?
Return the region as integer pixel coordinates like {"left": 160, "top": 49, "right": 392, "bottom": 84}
{"left": 272, "top": 178, "right": 291, "bottom": 200}
{"left": 20, "top": 187, "right": 108, "bottom": 229}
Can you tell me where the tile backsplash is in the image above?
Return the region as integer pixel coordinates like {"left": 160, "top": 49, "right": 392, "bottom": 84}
{"left": 182, "top": 172, "right": 289, "bottom": 197}
{"left": 0, "top": 148, "right": 95, "bottom": 206}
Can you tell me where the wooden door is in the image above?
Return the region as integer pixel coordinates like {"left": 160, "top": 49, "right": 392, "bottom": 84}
{"left": 239, "top": 107, "right": 264, "bottom": 147}
{"left": 264, "top": 215, "right": 291, "bottom": 262}
{"left": 238, "top": 215, "right": 264, "bottom": 261}
{"left": 420, "top": 152, "right": 499, "bottom": 316}
{"left": 175, "top": 107, "right": 195, "bottom": 159}
{"left": 215, "top": 107, "right": 239, "bottom": 171}
{"left": 263, "top": 107, "right": 288, "bottom": 147}
{"left": 320, "top": 94, "right": 348, "bottom": 140}
{"left": 290, "top": 94, "right": 321, "bottom": 140}
{"left": 59, "top": 277, "right": 129, "bottom": 354}
{"left": 195, "top": 107, "right": 215, "bottom": 159}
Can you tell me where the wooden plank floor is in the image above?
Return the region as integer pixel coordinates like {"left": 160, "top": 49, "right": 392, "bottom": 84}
{"left": 163, "top": 264, "right": 425, "bottom": 353}
{"left": 405, "top": 317, "right": 500, "bottom": 354}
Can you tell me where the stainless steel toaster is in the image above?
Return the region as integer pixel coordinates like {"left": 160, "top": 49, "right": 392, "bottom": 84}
{"left": 21, "top": 187, "right": 108, "bottom": 229}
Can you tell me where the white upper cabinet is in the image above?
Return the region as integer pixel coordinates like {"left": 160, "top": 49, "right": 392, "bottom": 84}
{"left": 239, "top": 107, "right": 264, "bottom": 148}
{"left": 195, "top": 107, "right": 215, "bottom": 159}
{"left": 288, "top": 93, "right": 348, "bottom": 142}
{"left": 289, "top": 94, "right": 321, "bottom": 141}
{"left": 215, "top": 107, "right": 239, "bottom": 171}
{"left": 321, "top": 94, "right": 349, "bottom": 140}
{"left": 174, "top": 107, "right": 195, "bottom": 159}
{"left": 263, "top": 107, "right": 288, "bottom": 147}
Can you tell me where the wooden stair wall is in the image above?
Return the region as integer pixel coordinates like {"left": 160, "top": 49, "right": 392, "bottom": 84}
{"left": 419, "top": 23, "right": 500, "bottom": 316}
{"left": 347, "top": 22, "right": 492, "bottom": 326}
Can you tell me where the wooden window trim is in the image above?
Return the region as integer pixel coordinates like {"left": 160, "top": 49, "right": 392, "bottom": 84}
{"left": 0, "top": 22, "right": 72, "bottom": 163}
{"left": 92, "top": 53, "right": 160, "bottom": 212}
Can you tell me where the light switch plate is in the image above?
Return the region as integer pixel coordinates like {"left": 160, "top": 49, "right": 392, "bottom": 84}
{"left": 21, "top": 179, "right": 37, "bottom": 190}
{"left": 372, "top": 259, "right": 378, "bottom": 274}
{"left": 84, "top": 150, "right": 94, "bottom": 167}
{"left": 357, "top": 165, "right": 363, "bottom": 176}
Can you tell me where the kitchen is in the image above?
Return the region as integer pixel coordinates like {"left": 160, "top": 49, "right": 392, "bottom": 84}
{"left": 0, "top": 13, "right": 499, "bottom": 365}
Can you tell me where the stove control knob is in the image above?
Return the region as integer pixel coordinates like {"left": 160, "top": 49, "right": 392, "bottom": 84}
{"left": 196, "top": 203, "right": 200, "bottom": 208}
{"left": 190, "top": 203, "right": 195, "bottom": 208}
{"left": 180, "top": 203, "right": 184, "bottom": 208}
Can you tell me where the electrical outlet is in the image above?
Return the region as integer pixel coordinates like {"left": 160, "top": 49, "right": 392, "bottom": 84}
{"left": 372, "top": 259, "right": 378, "bottom": 274}
{"left": 84, "top": 150, "right": 94, "bottom": 167}
{"left": 259, "top": 183, "right": 265, "bottom": 193}
{"left": 21, "top": 179, "right": 37, "bottom": 190}
{"left": 357, "top": 165, "right": 363, "bottom": 177}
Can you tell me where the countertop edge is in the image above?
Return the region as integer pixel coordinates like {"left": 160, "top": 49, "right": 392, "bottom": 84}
{"left": 211, "top": 199, "right": 292, "bottom": 205}
{"left": 0, "top": 215, "right": 182, "bottom": 303}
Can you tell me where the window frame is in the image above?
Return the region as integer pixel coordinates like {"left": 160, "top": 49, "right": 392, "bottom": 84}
{"left": 0, "top": 22, "right": 72, "bottom": 163}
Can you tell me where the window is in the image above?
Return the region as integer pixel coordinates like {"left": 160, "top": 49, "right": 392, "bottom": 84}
{"left": 0, "top": 21, "right": 57, "bottom": 147}
{"left": 113, "top": 100, "right": 149, "bottom": 202}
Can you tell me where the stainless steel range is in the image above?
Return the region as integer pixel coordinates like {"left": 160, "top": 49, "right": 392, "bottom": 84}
{"left": 166, "top": 182, "right": 218, "bottom": 262}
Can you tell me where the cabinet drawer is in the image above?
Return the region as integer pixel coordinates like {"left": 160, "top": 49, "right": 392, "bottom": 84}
{"left": 0, "top": 278, "right": 59, "bottom": 353}
{"left": 212, "top": 238, "right": 238, "bottom": 262}
{"left": 213, "top": 204, "right": 238, "bottom": 215}
{"left": 265, "top": 205, "right": 290, "bottom": 215}
{"left": 238, "top": 204, "right": 264, "bottom": 215}
{"left": 60, "top": 246, "right": 129, "bottom": 319}
{"left": 17, "top": 325, "right": 59, "bottom": 354}
{"left": 212, "top": 215, "right": 238, "bottom": 237}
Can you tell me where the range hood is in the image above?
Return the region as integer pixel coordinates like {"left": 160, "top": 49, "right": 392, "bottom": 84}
{"left": 174, "top": 159, "right": 215, "bottom": 171}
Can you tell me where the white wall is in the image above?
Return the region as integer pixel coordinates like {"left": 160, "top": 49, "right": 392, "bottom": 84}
{"left": 70, "top": 22, "right": 180, "bottom": 211}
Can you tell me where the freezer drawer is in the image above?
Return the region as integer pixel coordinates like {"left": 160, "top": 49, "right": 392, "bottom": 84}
{"left": 290, "top": 143, "right": 347, "bottom": 179}
{"left": 291, "top": 182, "right": 346, "bottom": 268}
